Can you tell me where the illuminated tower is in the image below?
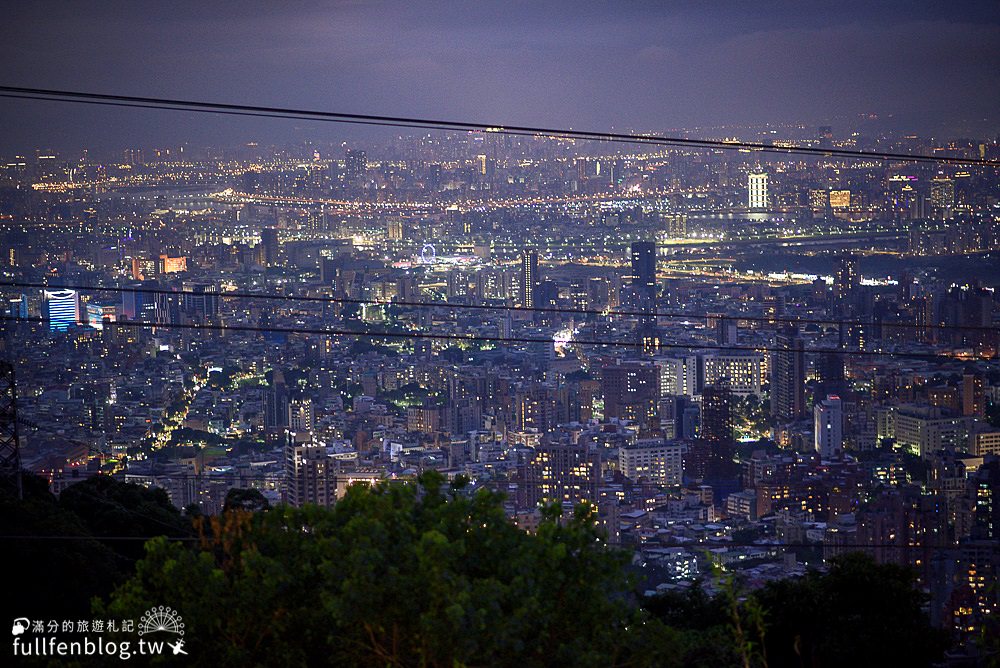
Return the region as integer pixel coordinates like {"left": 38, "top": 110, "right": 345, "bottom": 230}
{"left": 748, "top": 173, "right": 769, "bottom": 209}
{"left": 43, "top": 289, "right": 80, "bottom": 332}
{"left": 520, "top": 249, "right": 538, "bottom": 308}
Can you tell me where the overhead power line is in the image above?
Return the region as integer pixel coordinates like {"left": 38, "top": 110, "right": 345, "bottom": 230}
{"left": 0, "top": 85, "right": 996, "bottom": 166}
{"left": 0, "top": 534, "right": 994, "bottom": 552}
{"left": 2, "top": 314, "right": 989, "bottom": 362}
{"left": 3, "top": 280, "right": 996, "bottom": 336}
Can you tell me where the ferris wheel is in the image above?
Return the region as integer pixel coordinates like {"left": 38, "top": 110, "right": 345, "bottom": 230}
{"left": 420, "top": 243, "right": 436, "bottom": 264}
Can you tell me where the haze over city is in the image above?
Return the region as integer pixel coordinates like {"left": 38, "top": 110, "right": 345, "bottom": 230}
{"left": 2, "top": 2, "right": 999, "bottom": 667}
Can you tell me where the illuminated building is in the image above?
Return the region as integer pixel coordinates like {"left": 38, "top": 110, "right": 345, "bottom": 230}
{"left": 601, "top": 363, "right": 660, "bottom": 428}
{"left": 748, "top": 172, "right": 768, "bottom": 209}
{"left": 663, "top": 213, "right": 687, "bottom": 239}
{"left": 518, "top": 440, "right": 600, "bottom": 508}
{"left": 770, "top": 326, "right": 806, "bottom": 422}
{"left": 630, "top": 240, "right": 657, "bottom": 297}
{"left": 131, "top": 257, "right": 156, "bottom": 280}
{"left": 86, "top": 302, "right": 117, "bottom": 330}
{"left": 962, "top": 373, "right": 984, "bottom": 417}
{"left": 288, "top": 396, "right": 315, "bottom": 433}
{"left": 809, "top": 189, "right": 828, "bottom": 210}
{"left": 285, "top": 442, "right": 334, "bottom": 507}
{"left": 829, "top": 190, "right": 851, "bottom": 209}
{"left": 520, "top": 249, "right": 538, "bottom": 308}
{"left": 702, "top": 353, "right": 764, "bottom": 396}
{"left": 7, "top": 294, "right": 27, "bottom": 319}
{"left": 655, "top": 356, "right": 697, "bottom": 398}
{"left": 43, "top": 289, "right": 80, "bottom": 332}
{"left": 261, "top": 228, "right": 279, "bottom": 266}
{"left": 835, "top": 253, "right": 858, "bottom": 302}
{"left": 158, "top": 254, "right": 187, "bottom": 273}
{"left": 814, "top": 395, "right": 844, "bottom": 459}
{"left": 619, "top": 439, "right": 685, "bottom": 485}
{"left": 930, "top": 177, "right": 955, "bottom": 218}
{"left": 344, "top": 148, "right": 367, "bottom": 182}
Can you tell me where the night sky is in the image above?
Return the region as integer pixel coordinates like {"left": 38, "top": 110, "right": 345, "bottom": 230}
{"left": 2, "top": 0, "right": 999, "bottom": 153}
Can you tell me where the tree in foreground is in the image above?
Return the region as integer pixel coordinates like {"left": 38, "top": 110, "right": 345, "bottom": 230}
{"left": 99, "top": 473, "right": 688, "bottom": 667}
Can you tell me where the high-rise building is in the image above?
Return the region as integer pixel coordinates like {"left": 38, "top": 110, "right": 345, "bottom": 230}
{"left": 288, "top": 396, "right": 315, "bottom": 434}
{"left": 43, "top": 289, "right": 80, "bottom": 332}
{"left": 264, "top": 369, "right": 289, "bottom": 439}
{"left": 630, "top": 241, "right": 657, "bottom": 296}
{"left": 7, "top": 294, "right": 27, "bottom": 319}
{"left": 181, "top": 283, "right": 219, "bottom": 318}
{"left": 930, "top": 177, "right": 955, "bottom": 218}
{"left": 713, "top": 315, "right": 738, "bottom": 345}
{"left": 771, "top": 326, "right": 806, "bottom": 422}
{"left": 748, "top": 173, "right": 768, "bottom": 209}
{"left": 835, "top": 253, "right": 859, "bottom": 302}
{"left": 814, "top": 395, "right": 844, "bottom": 459}
{"left": 520, "top": 249, "right": 538, "bottom": 308}
{"left": 602, "top": 363, "right": 660, "bottom": 428}
{"left": 701, "top": 353, "right": 764, "bottom": 397}
{"left": 700, "top": 382, "right": 740, "bottom": 498}
{"left": 619, "top": 439, "right": 685, "bottom": 486}
{"left": 517, "top": 440, "right": 600, "bottom": 508}
{"left": 86, "top": 303, "right": 117, "bottom": 330}
{"left": 285, "top": 442, "right": 334, "bottom": 507}
{"left": 654, "top": 356, "right": 697, "bottom": 398}
{"left": 261, "top": 227, "right": 279, "bottom": 266}
{"left": 663, "top": 213, "right": 687, "bottom": 239}
{"left": 344, "top": 149, "right": 367, "bottom": 182}
{"left": 963, "top": 373, "right": 985, "bottom": 417}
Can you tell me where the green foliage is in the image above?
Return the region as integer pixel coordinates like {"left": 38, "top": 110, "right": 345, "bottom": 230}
{"left": 752, "top": 552, "right": 949, "bottom": 667}
{"left": 58, "top": 475, "right": 195, "bottom": 562}
{"left": 0, "top": 474, "right": 127, "bottom": 620}
{"left": 100, "top": 473, "right": 687, "bottom": 667}
{"left": 167, "top": 427, "right": 225, "bottom": 446}
{"left": 643, "top": 582, "right": 748, "bottom": 667}
{"left": 222, "top": 488, "right": 270, "bottom": 513}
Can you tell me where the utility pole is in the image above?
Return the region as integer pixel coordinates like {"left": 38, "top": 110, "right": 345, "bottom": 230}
{"left": 0, "top": 360, "right": 22, "bottom": 499}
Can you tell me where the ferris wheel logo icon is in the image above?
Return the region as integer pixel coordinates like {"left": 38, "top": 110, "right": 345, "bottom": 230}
{"left": 138, "top": 606, "right": 184, "bottom": 636}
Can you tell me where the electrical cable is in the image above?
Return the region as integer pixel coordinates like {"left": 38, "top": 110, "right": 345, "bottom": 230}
{"left": 4, "top": 280, "right": 995, "bottom": 335}
{"left": 1, "top": 86, "right": 996, "bottom": 166}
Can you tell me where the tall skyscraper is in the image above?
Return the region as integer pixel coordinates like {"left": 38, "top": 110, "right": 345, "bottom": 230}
{"left": 930, "top": 176, "right": 955, "bottom": 218}
{"left": 182, "top": 283, "right": 219, "bottom": 319}
{"left": 748, "top": 173, "right": 768, "bottom": 209}
{"left": 963, "top": 373, "right": 985, "bottom": 417}
{"left": 771, "top": 326, "right": 806, "bottom": 423}
{"left": 285, "top": 442, "right": 334, "bottom": 507}
{"left": 700, "top": 382, "right": 740, "bottom": 499}
{"left": 344, "top": 148, "right": 367, "bottom": 182}
{"left": 264, "top": 369, "right": 289, "bottom": 442}
{"left": 520, "top": 249, "right": 538, "bottom": 308}
{"left": 814, "top": 395, "right": 844, "bottom": 459}
{"left": 261, "top": 227, "right": 279, "bottom": 266}
{"left": 835, "top": 253, "right": 858, "bottom": 302}
{"left": 630, "top": 241, "right": 657, "bottom": 296}
{"left": 43, "top": 289, "right": 80, "bottom": 332}
{"left": 7, "top": 294, "right": 28, "bottom": 319}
